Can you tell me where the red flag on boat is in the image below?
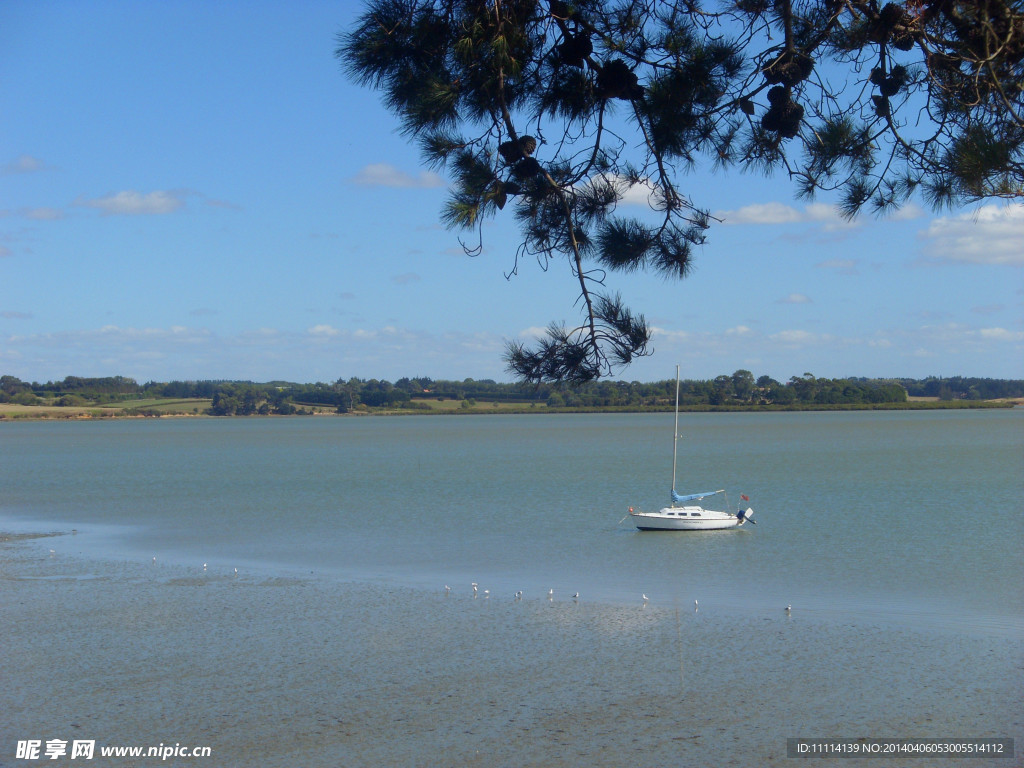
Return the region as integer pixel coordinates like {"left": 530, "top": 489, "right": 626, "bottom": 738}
{"left": 741, "top": 494, "right": 749, "bottom": 501}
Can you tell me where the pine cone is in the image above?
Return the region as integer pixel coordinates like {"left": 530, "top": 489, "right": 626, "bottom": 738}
{"left": 869, "top": 2, "right": 909, "bottom": 44}
{"left": 761, "top": 108, "right": 782, "bottom": 133}
{"left": 512, "top": 157, "right": 542, "bottom": 179}
{"left": 498, "top": 140, "right": 525, "bottom": 164}
{"left": 761, "top": 94, "right": 803, "bottom": 138}
{"left": 892, "top": 27, "right": 916, "bottom": 51}
{"left": 557, "top": 33, "right": 592, "bottom": 67}
{"left": 597, "top": 59, "right": 640, "bottom": 100}
{"left": 763, "top": 51, "right": 814, "bottom": 87}
{"left": 879, "top": 76, "right": 901, "bottom": 97}
{"left": 777, "top": 101, "right": 804, "bottom": 138}
{"left": 767, "top": 85, "right": 788, "bottom": 106}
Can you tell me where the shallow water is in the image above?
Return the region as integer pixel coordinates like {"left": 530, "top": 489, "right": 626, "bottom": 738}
{"left": 2, "top": 409, "right": 1022, "bottom": 766}
{"left": 1, "top": 410, "right": 1022, "bottom": 635}
{"left": 2, "top": 540, "right": 1020, "bottom": 768}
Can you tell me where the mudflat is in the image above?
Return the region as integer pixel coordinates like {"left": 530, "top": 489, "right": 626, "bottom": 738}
{"left": 2, "top": 532, "right": 1019, "bottom": 767}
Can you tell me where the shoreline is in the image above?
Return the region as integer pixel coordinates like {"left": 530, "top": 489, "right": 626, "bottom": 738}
{"left": 3, "top": 530, "right": 1021, "bottom": 767}
{"left": 2, "top": 398, "right": 1019, "bottom": 422}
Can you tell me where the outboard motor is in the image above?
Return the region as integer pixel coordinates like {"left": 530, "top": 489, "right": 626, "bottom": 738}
{"left": 737, "top": 507, "right": 756, "bottom": 525}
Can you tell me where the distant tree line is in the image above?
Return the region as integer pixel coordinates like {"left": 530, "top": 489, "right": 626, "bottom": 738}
{"left": 3, "top": 372, "right": 1022, "bottom": 413}
{"left": 899, "top": 376, "right": 1024, "bottom": 401}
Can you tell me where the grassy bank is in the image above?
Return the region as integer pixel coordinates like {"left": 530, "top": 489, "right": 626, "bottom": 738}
{"left": 0, "top": 398, "right": 213, "bottom": 420}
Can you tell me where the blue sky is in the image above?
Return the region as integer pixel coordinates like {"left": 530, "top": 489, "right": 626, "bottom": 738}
{"left": 2, "top": 1, "right": 1022, "bottom": 385}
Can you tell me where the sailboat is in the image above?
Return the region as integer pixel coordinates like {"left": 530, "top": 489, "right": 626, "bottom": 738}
{"left": 629, "top": 366, "right": 755, "bottom": 531}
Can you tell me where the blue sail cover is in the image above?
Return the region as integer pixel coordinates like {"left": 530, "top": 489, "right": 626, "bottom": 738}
{"left": 671, "top": 490, "right": 718, "bottom": 503}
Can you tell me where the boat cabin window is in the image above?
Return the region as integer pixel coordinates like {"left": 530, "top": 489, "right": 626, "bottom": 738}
{"left": 690, "top": 513, "right": 702, "bottom": 517}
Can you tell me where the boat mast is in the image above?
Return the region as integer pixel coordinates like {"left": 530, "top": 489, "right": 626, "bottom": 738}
{"left": 671, "top": 365, "right": 680, "bottom": 495}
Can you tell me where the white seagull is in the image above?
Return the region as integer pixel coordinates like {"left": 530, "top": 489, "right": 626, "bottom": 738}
{"left": 642, "top": 593, "right": 649, "bottom": 603}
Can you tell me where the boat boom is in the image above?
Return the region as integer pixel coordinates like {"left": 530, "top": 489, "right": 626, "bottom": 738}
{"left": 671, "top": 489, "right": 725, "bottom": 503}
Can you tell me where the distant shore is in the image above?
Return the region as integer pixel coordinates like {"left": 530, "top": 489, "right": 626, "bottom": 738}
{"left": 1, "top": 397, "right": 1020, "bottom": 422}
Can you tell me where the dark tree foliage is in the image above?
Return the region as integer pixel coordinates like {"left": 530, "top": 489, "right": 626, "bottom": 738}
{"left": 3, "top": 372, "right": 1021, "bottom": 408}
{"left": 901, "top": 375, "right": 1024, "bottom": 399}
{"left": 35, "top": 375, "right": 143, "bottom": 396}
{"left": 339, "top": 0, "right": 1023, "bottom": 383}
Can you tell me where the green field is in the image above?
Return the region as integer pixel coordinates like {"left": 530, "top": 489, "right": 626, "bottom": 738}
{"left": 0, "top": 399, "right": 213, "bottom": 419}
{"left": 398, "top": 398, "right": 549, "bottom": 414}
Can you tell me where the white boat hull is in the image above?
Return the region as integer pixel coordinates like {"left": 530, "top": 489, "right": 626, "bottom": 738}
{"left": 631, "top": 505, "right": 746, "bottom": 531}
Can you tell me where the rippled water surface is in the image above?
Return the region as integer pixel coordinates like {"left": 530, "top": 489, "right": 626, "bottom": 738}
{"left": 2, "top": 409, "right": 1021, "bottom": 634}
{"left": 3, "top": 409, "right": 1022, "bottom": 767}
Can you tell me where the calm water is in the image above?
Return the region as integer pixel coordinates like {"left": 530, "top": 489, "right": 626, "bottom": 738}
{"left": 2, "top": 409, "right": 1022, "bottom": 635}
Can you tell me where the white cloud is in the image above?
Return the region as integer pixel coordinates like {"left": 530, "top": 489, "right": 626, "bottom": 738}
{"left": 75, "top": 190, "right": 187, "bottom": 216}
{"left": 777, "top": 293, "right": 812, "bottom": 304}
{"left": 517, "top": 326, "right": 549, "bottom": 340}
{"left": 5, "top": 325, "right": 211, "bottom": 348}
{"left": 716, "top": 201, "right": 859, "bottom": 231}
{"left": 618, "top": 183, "right": 663, "bottom": 207}
{"left": 648, "top": 326, "right": 691, "bottom": 344}
{"left": 890, "top": 323, "right": 1024, "bottom": 353}
{"left": 599, "top": 175, "right": 666, "bottom": 207}
{"left": 890, "top": 202, "right": 927, "bottom": 221}
{"left": 920, "top": 203, "right": 1024, "bottom": 265}
{"left": 2, "top": 155, "right": 47, "bottom": 175}
{"left": 770, "top": 329, "right": 832, "bottom": 345}
{"left": 717, "top": 201, "right": 804, "bottom": 225}
{"left": 5, "top": 317, "right": 1021, "bottom": 386}
{"left": 23, "top": 207, "right": 64, "bottom": 221}
{"left": 804, "top": 203, "right": 863, "bottom": 231}
{"left": 573, "top": 173, "right": 686, "bottom": 210}
{"left": 635, "top": 319, "right": 1024, "bottom": 380}
{"left": 979, "top": 327, "right": 1023, "bottom": 341}
{"left": 351, "top": 163, "right": 445, "bottom": 189}
{"left": 0, "top": 323, "right": 508, "bottom": 382}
